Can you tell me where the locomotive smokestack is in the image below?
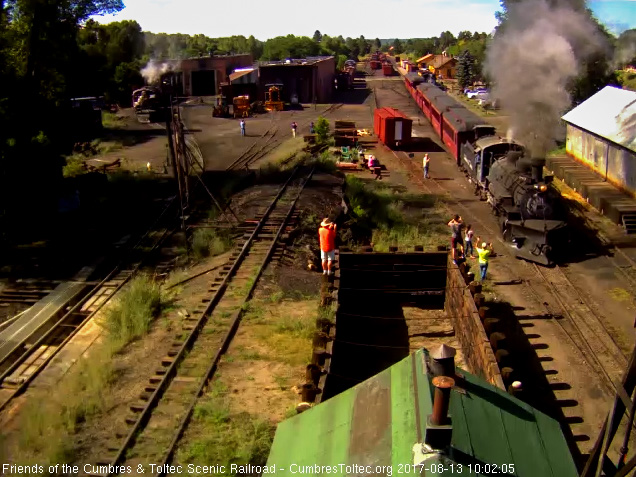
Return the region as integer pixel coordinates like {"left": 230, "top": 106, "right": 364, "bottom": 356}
{"left": 530, "top": 158, "right": 546, "bottom": 183}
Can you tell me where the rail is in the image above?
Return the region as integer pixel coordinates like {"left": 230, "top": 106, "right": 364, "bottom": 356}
{"left": 0, "top": 198, "right": 179, "bottom": 412}
{"left": 99, "top": 166, "right": 314, "bottom": 476}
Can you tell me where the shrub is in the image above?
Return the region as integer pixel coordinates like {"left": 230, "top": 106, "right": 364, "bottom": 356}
{"left": 62, "top": 154, "right": 88, "bottom": 178}
{"left": 191, "top": 228, "right": 233, "bottom": 259}
{"left": 314, "top": 116, "right": 330, "bottom": 144}
{"left": 100, "top": 275, "right": 167, "bottom": 348}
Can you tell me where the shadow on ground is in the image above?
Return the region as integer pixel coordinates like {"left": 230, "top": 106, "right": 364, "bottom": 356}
{"left": 484, "top": 299, "right": 586, "bottom": 469}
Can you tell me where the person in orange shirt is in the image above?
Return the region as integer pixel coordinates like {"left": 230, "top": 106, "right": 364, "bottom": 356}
{"left": 318, "top": 218, "right": 337, "bottom": 275}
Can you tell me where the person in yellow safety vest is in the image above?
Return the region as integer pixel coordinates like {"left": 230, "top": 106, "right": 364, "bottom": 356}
{"left": 475, "top": 238, "right": 493, "bottom": 281}
{"left": 423, "top": 154, "right": 430, "bottom": 179}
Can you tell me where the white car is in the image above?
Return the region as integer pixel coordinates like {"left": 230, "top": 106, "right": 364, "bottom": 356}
{"left": 466, "top": 88, "right": 488, "bottom": 99}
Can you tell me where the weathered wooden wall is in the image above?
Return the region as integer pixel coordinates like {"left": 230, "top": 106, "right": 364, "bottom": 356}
{"left": 445, "top": 259, "right": 505, "bottom": 390}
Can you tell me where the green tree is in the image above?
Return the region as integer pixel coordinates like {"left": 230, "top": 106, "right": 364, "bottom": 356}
{"left": 374, "top": 38, "right": 381, "bottom": 49}
{"left": 392, "top": 39, "right": 403, "bottom": 54}
{"left": 345, "top": 37, "right": 360, "bottom": 59}
{"left": 337, "top": 54, "right": 348, "bottom": 70}
{"left": 439, "top": 31, "right": 456, "bottom": 50}
{"left": 456, "top": 50, "right": 475, "bottom": 89}
{"left": 458, "top": 31, "right": 472, "bottom": 42}
{"left": 314, "top": 116, "right": 330, "bottom": 144}
{"left": 261, "top": 35, "right": 322, "bottom": 60}
{"left": 0, "top": 0, "right": 124, "bottom": 240}
{"left": 357, "top": 35, "right": 368, "bottom": 56}
{"left": 313, "top": 30, "right": 322, "bottom": 42}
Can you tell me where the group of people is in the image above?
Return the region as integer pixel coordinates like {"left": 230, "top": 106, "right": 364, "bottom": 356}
{"left": 448, "top": 215, "right": 493, "bottom": 281}
{"left": 317, "top": 214, "right": 492, "bottom": 281}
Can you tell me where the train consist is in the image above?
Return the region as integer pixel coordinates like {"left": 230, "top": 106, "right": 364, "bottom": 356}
{"left": 403, "top": 74, "right": 569, "bottom": 265}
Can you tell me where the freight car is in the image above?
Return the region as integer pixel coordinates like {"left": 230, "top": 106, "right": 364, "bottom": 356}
{"left": 374, "top": 107, "right": 412, "bottom": 148}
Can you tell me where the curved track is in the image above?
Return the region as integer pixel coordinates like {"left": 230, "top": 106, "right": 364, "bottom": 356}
{"left": 89, "top": 166, "right": 315, "bottom": 477}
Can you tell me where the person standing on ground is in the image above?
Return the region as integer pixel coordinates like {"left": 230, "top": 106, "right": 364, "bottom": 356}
{"left": 310, "top": 122, "right": 315, "bottom": 134}
{"left": 240, "top": 119, "right": 245, "bottom": 136}
{"left": 319, "top": 218, "right": 337, "bottom": 276}
{"left": 447, "top": 215, "right": 463, "bottom": 261}
{"left": 475, "top": 238, "right": 493, "bottom": 281}
{"left": 465, "top": 224, "right": 475, "bottom": 258}
{"left": 292, "top": 121, "right": 298, "bottom": 138}
{"left": 423, "top": 153, "right": 430, "bottom": 179}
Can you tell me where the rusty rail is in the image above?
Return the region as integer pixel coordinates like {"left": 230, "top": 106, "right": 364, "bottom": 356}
{"left": 101, "top": 166, "right": 314, "bottom": 476}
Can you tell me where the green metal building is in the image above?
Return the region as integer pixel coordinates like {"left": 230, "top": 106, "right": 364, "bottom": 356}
{"left": 266, "top": 349, "right": 578, "bottom": 476}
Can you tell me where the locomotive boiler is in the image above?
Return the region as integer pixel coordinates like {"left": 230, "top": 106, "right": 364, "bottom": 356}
{"left": 486, "top": 152, "right": 568, "bottom": 265}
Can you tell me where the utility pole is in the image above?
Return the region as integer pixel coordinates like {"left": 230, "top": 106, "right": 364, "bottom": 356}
{"left": 167, "top": 101, "right": 188, "bottom": 248}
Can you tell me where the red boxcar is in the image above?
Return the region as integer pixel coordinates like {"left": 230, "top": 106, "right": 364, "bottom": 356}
{"left": 383, "top": 64, "right": 393, "bottom": 76}
{"left": 374, "top": 108, "right": 413, "bottom": 149}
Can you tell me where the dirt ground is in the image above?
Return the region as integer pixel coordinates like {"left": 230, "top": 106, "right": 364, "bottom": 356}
{"left": 6, "top": 67, "right": 636, "bottom": 469}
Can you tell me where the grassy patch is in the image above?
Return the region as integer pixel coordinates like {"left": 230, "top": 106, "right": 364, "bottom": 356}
{"left": 343, "top": 176, "right": 447, "bottom": 250}
{"left": 548, "top": 145, "right": 567, "bottom": 156}
{"left": 176, "top": 391, "right": 274, "bottom": 473}
{"left": 102, "top": 111, "right": 126, "bottom": 129}
{"left": 100, "top": 274, "right": 171, "bottom": 350}
{"left": 617, "top": 70, "right": 636, "bottom": 92}
{"left": 11, "top": 341, "right": 118, "bottom": 466}
{"left": 191, "top": 228, "right": 233, "bottom": 260}
{"left": 8, "top": 274, "right": 173, "bottom": 465}
{"left": 63, "top": 154, "right": 89, "bottom": 178}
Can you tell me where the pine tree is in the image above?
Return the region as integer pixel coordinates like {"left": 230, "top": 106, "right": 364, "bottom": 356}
{"left": 313, "top": 30, "right": 322, "bottom": 43}
{"left": 456, "top": 50, "right": 475, "bottom": 89}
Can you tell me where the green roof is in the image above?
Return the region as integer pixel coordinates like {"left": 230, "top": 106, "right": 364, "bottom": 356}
{"left": 267, "top": 349, "right": 577, "bottom": 477}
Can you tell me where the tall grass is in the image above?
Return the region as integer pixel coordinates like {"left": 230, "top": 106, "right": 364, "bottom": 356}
{"left": 191, "top": 228, "right": 233, "bottom": 260}
{"left": 9, "top": 275, "right": 170, "bottom": 466}
{"left": 100, "top": 274, "right": 168, "bottom": 349}
{"left": 344, "top": 176, "right": 447, "bottom": 250}
{"left": 177, "top": 393, "right": 274, "bottom": 473}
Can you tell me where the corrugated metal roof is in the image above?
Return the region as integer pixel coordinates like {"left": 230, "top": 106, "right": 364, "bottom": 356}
{"left": 229, "top": 68, "right": 254, "bottom": 82}
{"left": 562, "top": 86, "right": 636, "bottom": 153}
{"left": 267, "top": 348, "right": 578, "bottom": 476}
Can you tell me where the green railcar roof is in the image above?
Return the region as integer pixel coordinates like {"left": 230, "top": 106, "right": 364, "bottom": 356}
{"left": 266, "top": 349, "right": 577, "bottom": 477}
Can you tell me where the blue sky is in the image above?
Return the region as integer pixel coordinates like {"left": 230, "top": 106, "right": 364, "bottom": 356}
{"left": 94, "top": 0, "right": 636, "bottom": 38}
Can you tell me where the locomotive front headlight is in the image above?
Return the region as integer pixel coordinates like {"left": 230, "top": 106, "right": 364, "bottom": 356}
{"left": 539, "top": 185, "right": 547, "bottom": 192}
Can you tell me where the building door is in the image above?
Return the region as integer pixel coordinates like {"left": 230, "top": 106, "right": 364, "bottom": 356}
{"left": 395, "top": 120, "right": 403, "bottom": 141}
{"left": 191, "top": 70, "right": 217, "bottom": 96}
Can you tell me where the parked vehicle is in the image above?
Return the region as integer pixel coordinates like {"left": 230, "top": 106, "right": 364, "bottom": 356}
{"left": 466, "top": 88, "right": 488, "bottom": 99}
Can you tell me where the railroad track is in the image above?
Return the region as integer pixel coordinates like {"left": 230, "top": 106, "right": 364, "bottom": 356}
{"left": 531, "top": 264, "right": 627, "bottom": 393}
{"left": 374, "top": 86, "right": 628, "bottom": 397}
{"left": 226, "top": 125, "right": 279, "bottom": 171}
{"left": 0, "top": 199, "right": 179, "bottom": 412}
{"left": 225, "top": 104, "right": 344, "bottom": 172}
{"left": 89, "top": 166, "right": 314, "bottom": 477}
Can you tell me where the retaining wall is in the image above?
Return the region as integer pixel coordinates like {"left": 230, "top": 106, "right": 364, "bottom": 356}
{"left": 445, "top": 259, "right": 505, "bottom": 390}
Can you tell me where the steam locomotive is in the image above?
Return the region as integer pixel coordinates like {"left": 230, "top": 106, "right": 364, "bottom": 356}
{"left": 461, "top": 140, "right": 568, "bottom": 264}
{"left": 402, "top": 75, "right": 569, "bottom": 265}
{"left": 132, "top": 72, "right": 182, "bottom": 122}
